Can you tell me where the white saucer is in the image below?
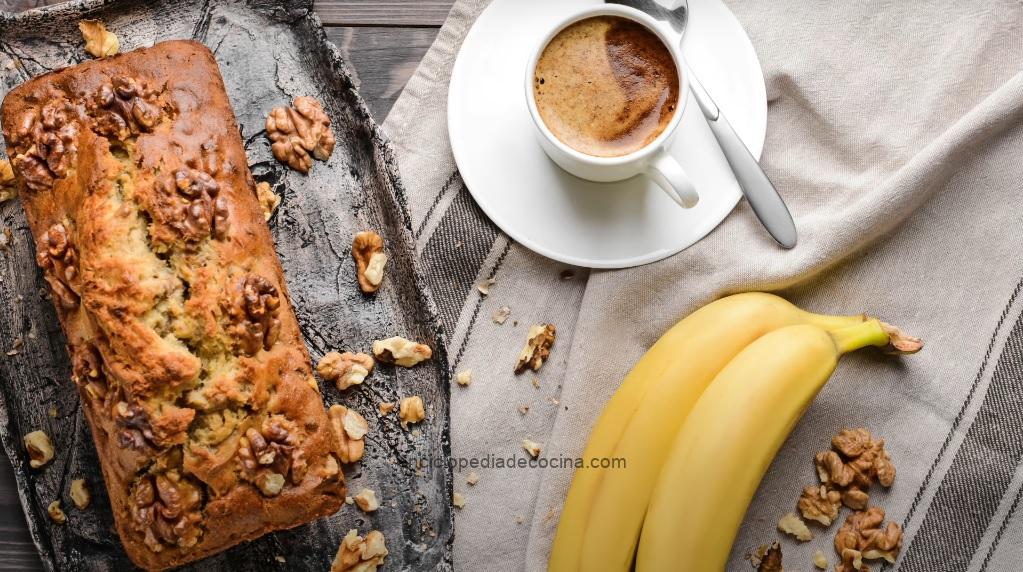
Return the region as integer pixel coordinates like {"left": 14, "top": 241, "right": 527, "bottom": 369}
{"left": 448, "top": 0, "right": 767, "bottom": 269}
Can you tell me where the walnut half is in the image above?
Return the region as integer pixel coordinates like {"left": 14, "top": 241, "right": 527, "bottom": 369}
{"left": 331, "top": 529, "right": 388, "bottom": 572}
{"left": 328, "top": 404, "right": 368, "bottom": 464}
{"left": 352, "top": 231, "right": 387, "bottom": 294}
{"left": 318, "top": 351, "right": 375, "bottom": 390}
{"left": 834, "top": 506, "right": 903, "bottom": 566}
{"left": 79, "top": 20, "right": 119, "bottom": 58}
{"left": 266, "top": 96, "right": 336, "bottom": 173}
{"left": 373, "top": 337, "right": 432, "bottom": 367}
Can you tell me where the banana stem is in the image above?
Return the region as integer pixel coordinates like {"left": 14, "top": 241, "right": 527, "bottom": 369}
{"left": 830, "top": 319, "right": 924, "bottom": 355}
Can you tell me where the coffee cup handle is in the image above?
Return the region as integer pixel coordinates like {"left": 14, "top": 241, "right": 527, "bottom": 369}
{"left": 646, "top": 149, "right": 699, "bottom": 209}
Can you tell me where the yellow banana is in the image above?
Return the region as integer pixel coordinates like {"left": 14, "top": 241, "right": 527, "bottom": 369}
{"left": 549, "top": 293, "right": 867, "bottom": 572}
{"left": 636, "top": 320, "right": 921, "bottom": 572}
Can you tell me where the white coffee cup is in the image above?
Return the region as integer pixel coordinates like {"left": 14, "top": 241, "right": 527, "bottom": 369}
{"left": 524, "top": 4, "right": 698, "bottom": 209}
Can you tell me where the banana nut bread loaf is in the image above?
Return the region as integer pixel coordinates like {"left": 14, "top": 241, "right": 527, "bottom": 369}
{"left": 1, "top": 40, "right": 346, "bottom": 569}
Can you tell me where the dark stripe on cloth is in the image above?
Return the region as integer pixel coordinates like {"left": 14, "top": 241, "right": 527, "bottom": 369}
{"left": 900, "top": 308, "right": 1023, "bottom": 571}
{"left": 420, "top": 183, "right": 499, "bottom": 334}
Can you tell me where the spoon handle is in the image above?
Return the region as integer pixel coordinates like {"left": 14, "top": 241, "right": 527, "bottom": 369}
{"left": 684, "top": 61, "right": 798, "bottom": 249}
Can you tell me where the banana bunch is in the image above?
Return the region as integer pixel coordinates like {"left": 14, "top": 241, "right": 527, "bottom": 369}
{"left": 548, "top": 292, "right": 921, "bottom": 572}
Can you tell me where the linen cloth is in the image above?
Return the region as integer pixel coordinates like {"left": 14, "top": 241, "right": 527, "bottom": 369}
{"left": 380, "top": 0, "right": 1023, "bottom": 569}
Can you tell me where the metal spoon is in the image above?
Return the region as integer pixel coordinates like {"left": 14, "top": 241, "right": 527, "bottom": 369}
{"left": 608, "top": 0, "right": 798, "bottom": 249}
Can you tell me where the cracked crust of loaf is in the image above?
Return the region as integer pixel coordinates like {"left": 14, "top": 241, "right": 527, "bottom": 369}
{"left": 1, "top": 40, "right": 345, "bottom": 570}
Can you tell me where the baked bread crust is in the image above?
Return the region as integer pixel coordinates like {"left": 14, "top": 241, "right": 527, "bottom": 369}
{"left": 1, "top": 40, "right": 345, "bottom": 570}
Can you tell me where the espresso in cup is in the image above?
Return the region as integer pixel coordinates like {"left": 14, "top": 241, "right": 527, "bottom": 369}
{"left": 533, "top": 15, "right": 680, "bottom": 158}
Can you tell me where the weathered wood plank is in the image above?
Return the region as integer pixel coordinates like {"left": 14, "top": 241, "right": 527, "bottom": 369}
{"left": 2, "top": 0, "right": 455, "bottom": 26}
{"left": 0, "top": 455, "right": 40, "bottom": 571}
{"left": 326, "top": 26, "right": 437, "bottom": 119}
{"left": 313, "top": 0, "right": 453, "bottom": 26}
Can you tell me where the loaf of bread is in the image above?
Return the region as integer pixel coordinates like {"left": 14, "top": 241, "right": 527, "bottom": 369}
{"left": 1, "top": 40, "right": 346, "bottom": 570}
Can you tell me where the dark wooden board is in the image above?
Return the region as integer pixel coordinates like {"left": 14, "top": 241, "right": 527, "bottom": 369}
{"left": 1, "top": 0, "right": 456, "bottom": 26}
{"left": 0, "top": 0, "right": 453, "bottom": 570}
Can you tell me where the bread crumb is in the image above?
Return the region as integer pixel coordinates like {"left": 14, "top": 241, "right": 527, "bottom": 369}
{"left": 456, "top": 369, "right": 472, "bottom": 386}
{"left": 452, "top": 492, "right": 465, "bottom": 508}
{"left": 522, "top": 439, "right": 542, "bottom": 458}
{"left": 492, "top": 306, "right": 511, "bottom": 324}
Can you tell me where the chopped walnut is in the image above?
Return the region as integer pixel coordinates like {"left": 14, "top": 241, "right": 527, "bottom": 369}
{"left": 477, "top": 277, "right": 495, "bottom": 296}
{"left": 378, "top": 402, "right": 395, "bottom": 416}
{"left": 331, "top": 529, "right": 388, "bottom": 572}
{"left": 373, "top": 336, "right": 432, "bottom": 367}
{"left": 453, "top": 492, "right": 466, "bottom": 508}
{"left": 778, "top": 511, "right": 813, "bottom": 541}
{"left": 266, "top": 96, "right": 336, "bottom": 173}
{"left": 492, "top": 306, "right": 511, "bottom": 325}
{"left": 757, "top": 542, "right": 783, "bottom": 572}
{"left": 87, "top": 76, "right": 162, "bottom": 141}
{"left": 799, "top": 484, "right": 842, "bottom": 526}
{"left": 36, "top": 222, "right": 80, "bottom": 310}
{"left": 466, "top": 472, "right": 479, "bottom": 486}
{"left": 456, "top": 369, "right": 472, "bottom": 387}
{"left": 398, "top": 396, "right": 425, "bottom": 429}
{"left": 318, "top": 351, "right": 375, "bottom": 390}
{"left": 327, "top": 405, "right": 367, "bottom": 464}
{"left": 129, "top": 471, "right": 204, "bottom": 552}
{"left": 0, "top": 159, "right": 16, "bottom": 203}
{"left": 24, "top": 430, "right": 54, "bottom": 469}
{"left": 834, "top": 507, "right": 903, "bottom": 566}
{"left": 47, "top": 500, "right": 66, "bottom": 524}
{"left": 515, "top": 324, "right": 556, "bottom": 374}
{"left": 79, "top": 20, "right": 119, "bottom": 57}
{"left": 814, "top": 549, "right": 829, "bottom": 569}
{"left": 255, "top": 472, "right": 286, "bottom": 497}
{"left": 522, "top": 439, "right": 542, "bottom": 458}
{"left": 70, "top": 479, "right": 91, "bottom": 509}
{"left": 518, "top": 405, "right": 529, "bottom": 415}
{"left": 354, "top": 488, "right": 379, "bottom": 512}
{"left": 351, "top": 231, "right": 387, "bottom": 294}
{"left": 223, "top": 274, "right": 282, "bottom": 356}
{"left": 255, "top": 181, "right": 280, "bottom": 221}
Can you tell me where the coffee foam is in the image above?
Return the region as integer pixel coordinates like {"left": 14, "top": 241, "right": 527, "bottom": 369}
{"left": 533, "top": 16, "right": 679, "bottom": 158}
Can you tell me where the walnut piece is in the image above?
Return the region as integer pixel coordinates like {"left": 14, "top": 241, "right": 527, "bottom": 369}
{"left": 456, "top": 370, "right": 472, "bottom": 387}
{"left": 266, "top": 96, "right": 336, "bottom": 173}
{"left": 255, "top": 472, "right": 286, "bottom": 497}
{"left": 331, "top": 529, "right": 388, "bottom": 572}
{"left": 778, "top": 512, "right": 813, "bottom": 541}
{"left": 515, "top": 324, "right": 556, "bottom": 374}
{"left": 24, "top": 430, "right": 54, "bottom": 469}
{"left": 477, "top": 277, "right": 495, "bottom": 296}
{"left": 47, "top": 500, "right": 66, "bottom": 524}
{"left": 0, "top": 159, "right": 16, "bottom": 203}
{"left": 757, "top": 542, "right": 782, "bottom": 572}
{"left": 522, "top": 439, "right": 542, "bottom": 458}
{"left": 378, "top": 402, "right": 395, "bottom": 416}
{"left": 352, "top": 231, "right": 387, "bottom": 294}
{"left": 398, "top": 396, "right": 425, "bottom": 429}
{"left": 821, "top": 428, "right": 896, "bottom": 489}
{"left": 328, "top": 404, "right": 368, "bottom": 464}
{"left": 466, "top": 472, "right": 479, "bottom": 486}
{"left": 799, "top": 484, "right": 842, "bottom": 526}
{"left": 834, "top": 506, "right": 903, "bottom": 566}
{"left": 318, "top": 351, "right": 375, "bottom": 390}
{"left": 79, "top": 19, "right": 119, "bottom": 58}
{"left": 255, "top": 181, "right": 280, "bottom": 221}
{"left": 492, "top": 306, "right": 511, "bottom": 325}
{"left": 842, "top": 487, "right": 870, "bottom": 510}
{"left": 453, "top": 492, "right": 466, "bottom": 508}
{"left": 353, "top": 488, "right": 379, "bottom": 512}
{"left": 373, "top": 337, "right": 432, "bottom": 367}
{"left": 70, "top": 479, "right": 91, "bottom": 509}
{"left": 237, "top": 415, "right": 307, "bottom": 485}
{"left": 813, "top": 549, "right": 828, "bottom": 569}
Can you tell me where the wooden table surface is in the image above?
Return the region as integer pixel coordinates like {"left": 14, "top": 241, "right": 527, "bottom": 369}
{"left": 0, "top": 0, "right": 453, "bottom": 568}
